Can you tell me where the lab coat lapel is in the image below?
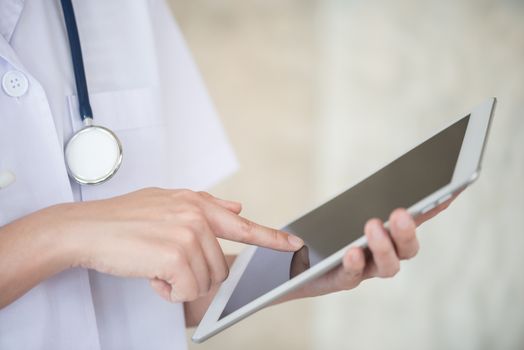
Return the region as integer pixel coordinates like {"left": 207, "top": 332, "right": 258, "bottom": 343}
{"left": 0, "top": 29, "right": 24, "bottom": 71}
{"left": 0, "top": 0, "right": 24, "bottom": 42}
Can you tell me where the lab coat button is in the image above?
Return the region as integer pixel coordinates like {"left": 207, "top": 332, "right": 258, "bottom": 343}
{"left": 2, "top": 70, "right": 29, "bottom": 98}
{"left": 0, "top": 170, "right": 16, "bottom": 189}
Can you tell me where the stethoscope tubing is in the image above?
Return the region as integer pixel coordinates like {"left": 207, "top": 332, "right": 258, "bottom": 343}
{"left": 60, "top": 0, "right": 93, "bottom": 121}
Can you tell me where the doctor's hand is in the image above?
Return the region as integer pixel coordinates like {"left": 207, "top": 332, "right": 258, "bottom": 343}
{"left": 279, "top": 195, "right": 456, "bottom": 302}
{"left": 0, "top": 188, "right": 304, "bottom": 308}
{"left": 63, "top": 188, "right": 304, "bottom": 303}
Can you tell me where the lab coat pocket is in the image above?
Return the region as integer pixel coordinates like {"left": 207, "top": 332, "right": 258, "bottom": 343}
{"left": 67, "top": 87, "right": 164, "bottom": 132}
{"left": 67, "top": 87, "right": 171, "bottom": 201}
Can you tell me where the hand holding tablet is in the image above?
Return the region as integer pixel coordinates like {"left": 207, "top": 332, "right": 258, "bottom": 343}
{"left": 280, "top": 196, "right": 456, "bottom": 303}
{"left": 193, "top": 98, "right": 497, "bottom": 342}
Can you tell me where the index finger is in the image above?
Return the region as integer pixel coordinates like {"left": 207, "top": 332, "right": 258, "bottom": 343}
{"left": 205, "top": 205, "right": 304, "bottom": 252}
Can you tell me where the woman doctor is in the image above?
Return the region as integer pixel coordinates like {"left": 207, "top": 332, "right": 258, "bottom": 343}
{"left": 0, "top": 1, "right": 454, "bottom": 349}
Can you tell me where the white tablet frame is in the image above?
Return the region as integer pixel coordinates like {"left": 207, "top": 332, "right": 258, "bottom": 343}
{"left": 193, "top": 98, "right": 497, "bottom": 343}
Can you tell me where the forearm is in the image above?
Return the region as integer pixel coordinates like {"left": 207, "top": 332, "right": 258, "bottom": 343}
{"left": 0, "top": 205, "right": 73, "bottom": 309}
{"left": 184, "top": 254, "right": 237, "bottom": 328}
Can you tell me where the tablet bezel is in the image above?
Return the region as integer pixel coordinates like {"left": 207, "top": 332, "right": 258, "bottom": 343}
{"left": 193, "top": 98, "right": 496, "bottom": 343}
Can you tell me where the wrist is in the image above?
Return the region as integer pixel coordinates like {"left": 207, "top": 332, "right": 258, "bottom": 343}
{"left": 0, "top": 204, "right": 80, "bottom": 308}
{"left": 31, "top": 203, "right": 81, "bottom": 272}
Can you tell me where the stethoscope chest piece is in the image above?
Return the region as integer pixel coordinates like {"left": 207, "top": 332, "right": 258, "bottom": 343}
{"left": 65, "top": 119, "right": 122, "bottom": 185}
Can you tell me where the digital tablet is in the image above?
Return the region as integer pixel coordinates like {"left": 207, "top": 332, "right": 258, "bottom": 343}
{"left": 193, "top": 98, "right": 497, "bottom": 343}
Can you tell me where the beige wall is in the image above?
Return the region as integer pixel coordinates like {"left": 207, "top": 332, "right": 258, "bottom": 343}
{"left": 167, "top": 0, "right": 524, "bottom": 349}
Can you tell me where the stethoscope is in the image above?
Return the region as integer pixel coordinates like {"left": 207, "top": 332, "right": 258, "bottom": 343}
{"left": 60, "top": 0, "right": 122, "bottom": 185}
{"left": 0, "top": 1, "right": 120, "bottom": 190}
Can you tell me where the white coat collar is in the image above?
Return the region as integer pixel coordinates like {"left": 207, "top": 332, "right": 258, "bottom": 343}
{"left": 0, "top": 0, "right": 25, "bottom": 70}
{"left": 0, "top": 0, "right": 24, "bottom": 42}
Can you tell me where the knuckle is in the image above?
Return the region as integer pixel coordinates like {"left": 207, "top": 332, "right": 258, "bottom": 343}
{"left": 141, "top": 186, "right": 160, "bottom": 195}
{"left": 239, "top": 218, "right": 255, "bottom": 239}
{"left": 159, "top": 206, "right": 178, "bottom": 222}
{"left": 265, "top": 227, "right": 280, "bottom": 246}
{"left": 181, "top": 206, "right": 205, "bottom": 226}
{"left": 271, "top": 229, "right": 281, "bottom": 243}
{"left": 348, "top": 266, "right": 363, "bottom": 279}
{"left": 150, "top": 186, "right": 165, "bottom": 193}
{"left": 152, "top": 187, "right": 173, "bottom": 200}
{"left": 178, "top": 188, "right": 193, "bottom": 196}
{"left": 178, "top": 228, "right": 199, "bottom": 248}
{"left": 175, "top": 189, "right": 198, "bottom": 201}
{"left": 197, "top": 191, "right": 212, "bottom": 199}
{"left": 188, "top": 204, "right": 205, "bottom": 217}
{"left": 182, "top": 286, "right": 200, "bottom": 302}
{"left": 373, "top": 242, "right": 391, "bottom": 259}
{"left": 183, "top": 286, "right": 200, "bottom": 302}
{"left": 162, "top": 247, "right": 184, "bottom": 268}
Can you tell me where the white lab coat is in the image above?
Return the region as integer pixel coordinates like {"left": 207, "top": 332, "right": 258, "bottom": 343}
{"left": 0, "top": 0, "right": 237, "bottom": 349}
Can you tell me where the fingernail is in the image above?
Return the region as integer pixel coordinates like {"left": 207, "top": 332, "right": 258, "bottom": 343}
{"left": 288, "top": 234, "right": 304, "bottom": 248}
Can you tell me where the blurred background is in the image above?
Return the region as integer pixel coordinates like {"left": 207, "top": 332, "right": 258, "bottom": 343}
{"left": 166, "top": 0, "right": 524, "bottom": 349}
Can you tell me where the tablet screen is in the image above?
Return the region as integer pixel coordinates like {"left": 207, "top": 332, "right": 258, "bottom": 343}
{"left": 220, "top": 115, "right": 470, "bottom": 319}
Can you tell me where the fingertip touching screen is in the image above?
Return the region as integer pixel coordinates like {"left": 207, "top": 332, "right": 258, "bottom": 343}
{"left": 220, "top": 115, "right": 470, "bottom": 319}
